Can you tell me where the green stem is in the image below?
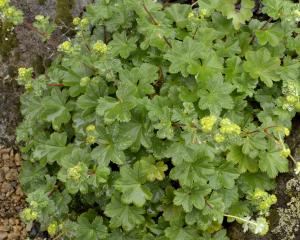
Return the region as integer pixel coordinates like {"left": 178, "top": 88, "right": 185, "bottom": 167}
{"left": 224, "top": 214, "right": 257, "bottom": 226}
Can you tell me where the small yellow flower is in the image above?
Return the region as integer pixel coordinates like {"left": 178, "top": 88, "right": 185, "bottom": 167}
{"left": 92, "top": 41, "right": 108, "bottom": 54}
{"left": 58, "top": 40, "right": 73, "bottom": 53}
{"left": 280, "top": 148, "right": 291, "bottom": 158}
{"left": 67, "top": 164, "right": 83, "bottom": 181}
{"left": 259, "top": 201, "right": 270, "bottom": 210}
{"left": 0, "top": 0, "right": 8, "bottom": 8}
{"left": 286, "top": 95, "right": 298, "bottom": 104}
{"left": 25, "top": 82, "right": 33, "bottom": 90}
{"left": 18, "top": 67, "right": 33, "bottom": 81}
{"left": 294, "top": 162, "right": 300, "bottom": 175}
{"left": 199, "top": 8, "right": 208, "bottom": 18}
{"left": 4, "top": 6, "right": 14, "bottom": 16}
{"left": 30, "top": 200, "right": 38, "bottom": 208}
{"left": 200, "top": 115, "right": 217, "bottom": 133}
{"left": 47, "top": 221, "right": 58, "bottom": 236}
{"left": 214, "top": 133, "right": 225, "bottom": 143}
{"left": 86, "top": 135, "right": 96, "bottom": 144}
{"left": 22, "top": 208, "right": 38, "bottom": 221}
{"left": 72, "top": 17, "right": 81, "bottom": 26}
{"left": 253, "top": 188, "right": 267, "bottom": 199}
{"left": 269, "top": 194, "right": 277, "bottom": 204}
{"left": 35, "top": 15, "right": 45, "bottom": 21}
{"left": 80, "top": 76, "right": 90, "bottom": 86}
{"left": 294, "top": 10, "right": 300, "bottom": 17}
{"left": 220, "top": 118, "right": 241, "bottom": 135}
{"left": 188, "top": 12, "right": 195, "bottom": 19}
{"left": 80, "top": 18, "right": 89, "bottom": 28}
{"left": 86, "top": 124, "right": 96, "bottom": 132}
{"left": 283, "top": 127, "right": 290, "bottom": 136}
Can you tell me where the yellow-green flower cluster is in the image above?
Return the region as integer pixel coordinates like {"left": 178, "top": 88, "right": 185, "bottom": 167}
{"left": 199, "top": 8, "right": 208, "bottom": 19}
{"left": 0, "top": 1, "right": 23, "bottom": 25}
{"left": 86, "top": 135, "right": 96, "bottom": 144}
{"left": 67, "top": 164, "right": 83, "bottom": 181}
{"left": 188, "top": 8, "right": 208, "bottom": 20}
{"left": 200, "top": 115, "right": 217, "bottom": 133}
{"left": 275, "top": 126, "right": 290, "bottom": 137}
{"left": 258, "top": 194, "right": 277, "bottom": 211}
{"left": 22, "top": 208, "right": 38, "bottom": 222}
{"left": 214, "top": 133, "right": 225, "bottom": 143}
{"left": 0, "top": 0, "right": 8, "bottom": 8}
{"left": 252, "top": 188, "right": 277, "bottom": 214}
{"left": 294, "top": 162, "right": 300, "bottom": 175}
{"left": 294, "top": 9, "right": 300, "bottom": 21}
{"left": 47, "top": 221, "right": 58, "bottom": 236}
{"left": 280, "top": 148, "right": 291, "bottom": 158}
{"left": 86, "top": 124, "right": 96, "bottom": 132}
{"left": 18, "top": 67, "right": 33, "bottom": 82}
{"left": 92, "top": 41, "right": 108, "bottom": 54}
{"left": 252, "top": 217, "right": 269, "bottom": 236}
{"left": 30, "top": 200, "right": 38, "bottom": 209}
{"left": 72, "top": 17, "right": 81, "bottom": 26}
{"left": 188, "top": 12, "right": 195, "bottom": 19}
{"left": 80, "top": 76, "right": 90, "bottom": 87}
{"left": 58, "top": 40, "right": 73, "bottom": 54}
{"left": 253, "top": 188, "right": 268, "bottom": 199}
{"left": 220, "top": 118, "right": 241, "bottom": 135}
{"left": 80, "top": 17, "right": 89, "bottom": 28}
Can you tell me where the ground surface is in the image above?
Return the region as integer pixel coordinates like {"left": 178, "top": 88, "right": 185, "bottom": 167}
{"left": 0, "top": 0, "right": 299, "bottom": 239}
{"left": 0, "top": 1, "right": 91, "bottom": 239}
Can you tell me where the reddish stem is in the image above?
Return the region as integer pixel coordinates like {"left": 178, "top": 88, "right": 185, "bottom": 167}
{"left": 47, "top": 83, "right": 65, "bottom": 87}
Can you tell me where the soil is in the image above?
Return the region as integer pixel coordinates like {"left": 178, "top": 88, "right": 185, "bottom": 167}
{"left": 0, "top": 147, "right": 27, "bottom": 240}
{"left": 0, "top": 1, "right": 92, "bottom": 239}
{"left": 0, "top": 0, "right": 300, "bottom": 239}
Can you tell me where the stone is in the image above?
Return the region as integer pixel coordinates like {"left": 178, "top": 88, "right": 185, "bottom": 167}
{"left": 0, "top": 232, "right": 8, "bottom": 240}
{"left": 5, "top": 169, "right": 18, "bottom": 181}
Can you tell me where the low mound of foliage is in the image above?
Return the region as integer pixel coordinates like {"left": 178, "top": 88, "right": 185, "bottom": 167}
{"left": 17, "top": 0, "right": 300, "bottom": 239}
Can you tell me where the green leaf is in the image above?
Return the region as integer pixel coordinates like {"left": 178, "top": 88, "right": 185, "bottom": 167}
{"left": 255, "top": 23, "right": 284, "bottom": 47}
{"left": 227, "top": 145, "right": 258, "bottom": 173}
{"left": 104, "top": 194, "right": 145, "bottom": 231}
{"left": 238, "top": 172, "right": 276, "bottom": 193}
{"left": 164, "top": 37, "right": 209, "bottom": 77}
{"left": 139, "top": 156, "right": 168, "bottom": 182}
{"left": 225, "top": 56, "right": 257, "bottom": 96}
{"left": 261, "top": 0, "right": 285, "bottom": 20}
{"left": 19, "top": 161, "right": 47, "bottom": 193}
{"left": 115, "top": 162, "right": 152, "bottom": 207}
{"left": 92, "top": 145, "right": 125, "bottom": 166}
{"left": 219, "top": 0, "right": 254, "bottom": 29}
{"left": 208, "top": 162, "right": 240, "bottom": 189}
{"left": 41, "top": 88, "right": 72, "bottom": 128}
{"left": 165, "top": 4, "right": 191, "bottom": 28}
{"left": 200, "top": 230, "right": 230, "bottom": 240}
{"left": 202, "top": 192, "right": 225, "bottom": 223}
{"left": 118, "top": 63, "right": 159, "bottom": 98}
{"left": 259, "top": 146, "right": 289, "bottom": 178}
{"left": 109, "top": 32, "right": 138, "bottom": 59}
{"left": 33, "top": 132, "right": 72, "bottom": 164}
{"left": 77, "top": 80, "right": 108, "bottom": 115}
{"left": 170, "top": 158, "right": 214, "bottom": 187}
{"left": 198, "top": 77, "right": 234, "bottom": 115}
{"left": 96, "top": 96, "right": 136, "bottom": 123}
{"left": 91, "top": 125, "right": 135, "bottom": 166}
{"left": 137, "top": 18, "right": 173, "bottom": 50}
{"left": 242, "top": 131, "right": 267, "bottom": 158}
{"left": 75, "top": 214, "right": 108, "bottom": 240}
{"left": 173, "top": 185, "right": 211, "bottom": 212}
{"left": 243, "top": 48, "right": 281, "bottom": 87}
{"left": 165, "top": 225, "right": 199, "bottom": 240}
{"left": 218, "top": 187, "right": 239, "bottom": 209}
